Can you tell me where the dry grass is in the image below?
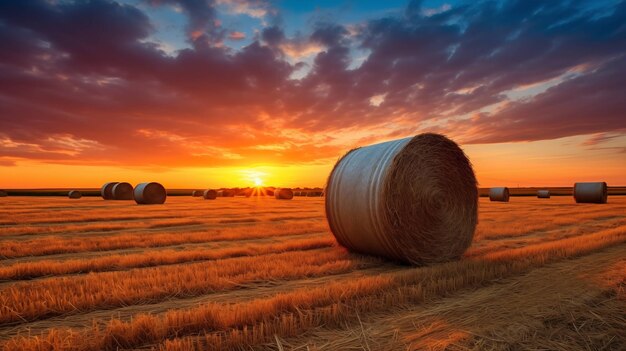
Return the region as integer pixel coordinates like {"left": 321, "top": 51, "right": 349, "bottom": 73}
{"left": 0, "top": 196, "right": 624, "bottom": 351}
{"left": 0, "top": 235, "right": 335, "bottom": 280}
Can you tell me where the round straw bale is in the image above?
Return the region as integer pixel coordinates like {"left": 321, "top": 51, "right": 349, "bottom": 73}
{"left": 489, "top": 187, "right": 510, "bottom": 202}
{"left": 112, "top": 182, "right": 134, "bottom": 200}
{"left": 192, "top": 190, "right": 203, "bottom": 197}
{"left": 101, "top": 182, "right": 119, "bottom": 200}
{"left": 203, "top": 189, "right": 217, "bottom": 200}
{"left": 325, "top": 133, "right": 477, "bottom": 265}
{"left": 574, "top": 182, "right": 607, "bottom": 204}
{"left": 0, "top": 190, "right": 7, "bottom": 197}
{"left": 134, "top": 182, "right": 167, "bottom": 205}
{"left": 274, "top": 188, "right": 294, "bottom": 200}
{"left": 537, "top": 190, "right": 550, "bottom": 198}
{"left": 68, "top": 190, "right": 82, "bottom": 199}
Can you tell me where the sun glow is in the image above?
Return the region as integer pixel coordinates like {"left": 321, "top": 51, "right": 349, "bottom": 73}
{"left": 254, "top": 177, "right": 263, "bottom": 186}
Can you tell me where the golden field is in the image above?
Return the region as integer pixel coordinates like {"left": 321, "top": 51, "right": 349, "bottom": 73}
{"left": 0, "top": 196, "right": 625, "bottom": 351}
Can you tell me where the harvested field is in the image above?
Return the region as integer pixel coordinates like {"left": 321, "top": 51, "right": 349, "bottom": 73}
{"left": 1, "top": 196, "right": 625, "bottom": 351}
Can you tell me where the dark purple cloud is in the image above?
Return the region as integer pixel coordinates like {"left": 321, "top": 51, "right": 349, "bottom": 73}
{"left": 0, "top": 0, "right": 625, "bottom": 167}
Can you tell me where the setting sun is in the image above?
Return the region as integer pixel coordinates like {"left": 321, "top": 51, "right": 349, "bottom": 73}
{"left": 254, "top": 177, "right": 263, "bottom": 186}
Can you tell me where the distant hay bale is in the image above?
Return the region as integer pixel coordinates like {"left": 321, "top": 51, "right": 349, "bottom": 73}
{"left": 574, "top": 182, "right": 607, "bottom": 204}
{"left": 134, "top": 182, "right": 167, "bottom": 205}
{"left": 68, "top": 190, "right": 82, "bottom": 199}
{"left": 325, "top": 133, "right": 478, "bottom": 265}
{"left": 0, "top": 190, "right": 7, "bottom": 197}
{"left": 489, "top": 187, "right": 510, "bottom": 202}
{"left": 112, "top": 182, "right": 134, "bottom": 200}
{"left": 203, "top": 189, "right": 217, "bottom": 200}
{"left": 537, "top": 190, "right": 550, "bottom": 198}
{"left": 274, "top": 188, "right": 294, "bottom": 200}
{"left": 101, "top": 182, "right": 119, "bottom": 200}
{"left": 307, "top": 191, "right": 322, "bottom": 197}
{"left": 191, "top": 190, "right": 203, "bottom": 197}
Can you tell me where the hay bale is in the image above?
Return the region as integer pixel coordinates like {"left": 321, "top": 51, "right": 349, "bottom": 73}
{"left": 134, "top": 182, "right": 167, "bottom": 205}
{"left": 537, "top": 190, "right": 550, "bottom": 198}
{"left": 325, "top": 133, "right": 477, "bottom": 265}
{"left": 574, "top": 182, "right": 607, "bottom": 204}
{"left": 489, "top": 187, "right": 510, "bottom": 202}
{"left": 274, "top": 188, "right": 294, "bottom": 200}
{"left": 192, "top": 190, "right": 203, "bottom": 197}
{"left": 112, "top": 182, "right": 134, "bottom": 200}
{"left": 68, "top": 190, "right": 82, "bottom": 199}
{"left": 203, "top": 189, "right": 217, "bottom": 200}
{"left": 307, "top": 191, "right": 322, "bottom": 197}
{"left": 101, "top": 182, "right": 119, "bottom": 200}
{"left": 0, "top": 190, "right": 7, "bottom": 197}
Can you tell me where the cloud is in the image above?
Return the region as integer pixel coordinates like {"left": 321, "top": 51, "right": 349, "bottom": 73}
{"left": 0, "top": 0, "right": 625, "bottom": 168}
{"left": 228, "top": 31, "right": 246, "bottom": 40}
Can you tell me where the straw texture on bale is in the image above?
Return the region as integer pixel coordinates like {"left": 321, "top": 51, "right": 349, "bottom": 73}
{"left": 489, "top": 187, "right": 510, "bottom": 202}
{"left": 134, "top": 182, "right": 167, "bottom": 205}
{"left": 0, "top": 190, "right": 7, "bottom": 197}
{"left": 68, "top": 190, "right": 82, "bottom": 199}
{"left": 325, "top": 133, "right": 478, "bottom": 265}
{"left": 274, "top": 188, "right": 294, "bottom": 200}
{"left": 112, "top": 182, "right": 134, "bottom": 200}
{"left": 192, "top": 190, "right": 203, "bottom": 197}
{"left": 203, "top": 189, "right": 217, "bottom": 200}
{"left": 100, "top": 182, "right": 119, "bottom": 200}
{"left": 574, "top": 182, "right": 608, "bottom": 204}
{"left": 537, "top": 190, "right": 550, "bottom": 198}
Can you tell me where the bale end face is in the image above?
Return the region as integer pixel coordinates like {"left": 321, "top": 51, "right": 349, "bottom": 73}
{"left": 134, "top": 182, "right": 167, "bottom": 205}
{"left": 112, "top": 182, "right": 134, "bottom": 200}
{"left": 68, "top": 190, "right": 82, "bottom": 199}
{"left": 325, "top": 133, "right": 478, "bottom": 265}
{"left": 101, "top": 182, "right": 119, "bottom": 200}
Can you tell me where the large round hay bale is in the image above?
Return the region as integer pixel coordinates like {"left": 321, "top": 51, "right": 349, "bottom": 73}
{"left": 112, "top": 182, "right": 134, "bottom": 200}
{"left": 68, "top": 190, "right": 82, "bottom": 199}
{"left": 325, "top": 133, "right": 477, "bottom": 265}
{"left": 134, "top": 182, "right": 167, "bottom": 205}
{"left": 203, "top": 189, "right": 217, "bottom": 200}
{"left": 489, "top": 187, "right": 510, "bottom": 202}
{"left": 192, "top": 190, "right": 203, "bottom": 197}
{"left": 101, "top": 182, "right": 119, "bottom": 200}
{"left": 574, "top": 182, "right": 607, "bottom": 204}
{"left": 0, "top": 190, "right": 7, "bottom": 197}
{"left": 537, "top": 190, "right": 550, "bottom": 198}
{"left": 274, "top": 188, "right": 294, "bottom": 200}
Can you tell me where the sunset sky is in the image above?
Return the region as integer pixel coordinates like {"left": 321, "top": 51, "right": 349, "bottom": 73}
{"left": 1, "top": 0, "right": 624, "bottom": 188}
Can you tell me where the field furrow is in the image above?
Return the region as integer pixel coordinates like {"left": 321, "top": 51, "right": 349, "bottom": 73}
{"left": 0, "top": 196, "right": 624, "bottom": 351}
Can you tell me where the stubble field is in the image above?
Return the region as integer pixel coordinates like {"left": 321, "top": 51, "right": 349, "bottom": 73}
{"left": 0, "top": 196, "right": 625, "bottom": 350}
